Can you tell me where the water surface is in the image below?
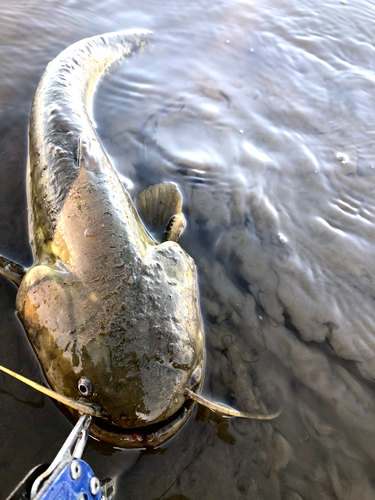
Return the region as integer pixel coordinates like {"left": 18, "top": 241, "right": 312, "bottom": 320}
{"left": 1, "top": 0, "right": 375, "bottom": 498}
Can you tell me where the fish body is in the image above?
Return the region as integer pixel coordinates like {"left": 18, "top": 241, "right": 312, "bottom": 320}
{"left": 15, "top": 31, "right": 205, "bottom": 447}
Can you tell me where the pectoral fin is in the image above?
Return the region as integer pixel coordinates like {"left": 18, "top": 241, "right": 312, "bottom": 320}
{"left": 0, "top": 256, "right": 27, "bottom": 286}
{"left": 137, "top": 182, "right": 186, "bottom": 242}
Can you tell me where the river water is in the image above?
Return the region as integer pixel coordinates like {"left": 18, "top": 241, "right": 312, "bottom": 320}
{"left": 1, "top": 0, "right": 375, "bottom": 498}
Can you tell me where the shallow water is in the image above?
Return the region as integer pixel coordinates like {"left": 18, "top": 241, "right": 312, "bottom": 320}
{"left": 1, "top": 0, "right": 375, "bottom": 498}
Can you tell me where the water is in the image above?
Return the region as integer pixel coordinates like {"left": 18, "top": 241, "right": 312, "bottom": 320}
{"left": 1, "top": 0, "right": 375, "bottom": 498}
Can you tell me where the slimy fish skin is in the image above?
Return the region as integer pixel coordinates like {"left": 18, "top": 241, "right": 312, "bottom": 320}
{"left": 16, "top": 31, "right": 205, "bottom": 448}
{"left": 0, "top": 31, "right": 280, "bottom": 447}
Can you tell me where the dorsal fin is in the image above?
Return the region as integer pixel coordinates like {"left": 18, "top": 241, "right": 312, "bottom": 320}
{"left": 78, "top": 135, "right": 101, "bottom": 172}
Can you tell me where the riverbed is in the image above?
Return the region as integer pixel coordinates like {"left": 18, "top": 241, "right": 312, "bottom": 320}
{"left": 1, "top": 0, "right": 375, "bottom": 498}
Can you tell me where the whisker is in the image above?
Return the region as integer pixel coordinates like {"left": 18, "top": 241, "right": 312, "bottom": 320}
{"left": 0, "top": 364, "right": 104, "bottom": 418}
{"left": 185, "top": 388, "right": 282, "bottom": 420}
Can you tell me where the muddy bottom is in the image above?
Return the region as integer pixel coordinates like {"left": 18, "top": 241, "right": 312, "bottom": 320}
{"left": 1, "top": 0, "right": 375, "bottom": 498}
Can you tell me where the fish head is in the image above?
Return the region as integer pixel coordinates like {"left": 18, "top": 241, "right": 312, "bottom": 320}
{"left": 15, "top": 239, "right": 205, "bottom": 447}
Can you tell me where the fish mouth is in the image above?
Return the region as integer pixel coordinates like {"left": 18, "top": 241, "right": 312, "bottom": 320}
{"left": 0, "top": 364, "right": 199, "bottom": 448}
{"left": 89, "top": 397, "right": 195, "bottom": 448}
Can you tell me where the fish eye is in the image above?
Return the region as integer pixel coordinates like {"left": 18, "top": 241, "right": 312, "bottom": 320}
{"left": 78, "top": 377, "right": 94, "bottom": 397}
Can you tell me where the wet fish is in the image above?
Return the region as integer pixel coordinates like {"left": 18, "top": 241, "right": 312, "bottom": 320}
{"left": 0, "top": 31, "right": 279, "bottom": 448}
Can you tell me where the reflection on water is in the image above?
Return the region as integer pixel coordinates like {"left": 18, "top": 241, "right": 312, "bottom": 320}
{"left": 1, "top": 0, "right": 375, "bottom": 498}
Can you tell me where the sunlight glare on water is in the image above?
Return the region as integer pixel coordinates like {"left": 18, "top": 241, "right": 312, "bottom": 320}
{"left": 1, "top": 0, "right": 375, "bottom": 498}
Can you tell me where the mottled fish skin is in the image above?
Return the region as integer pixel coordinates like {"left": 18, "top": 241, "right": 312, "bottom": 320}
{"left": 16, "top": 31, "right": 205, "bottom": 448}
{"left": 28, "top": 31, "right": 151, "bottom": 258}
